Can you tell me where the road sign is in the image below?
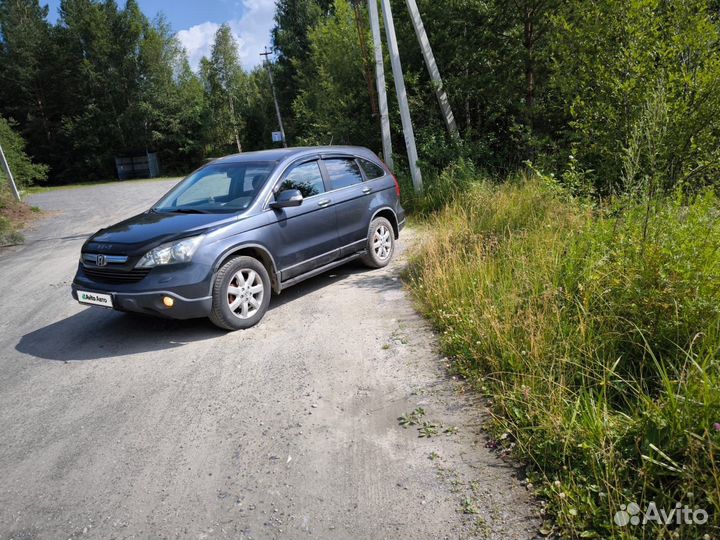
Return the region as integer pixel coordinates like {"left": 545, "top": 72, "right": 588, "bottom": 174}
{"left": 272, "top": 131, "right": 284, "bottom": 143}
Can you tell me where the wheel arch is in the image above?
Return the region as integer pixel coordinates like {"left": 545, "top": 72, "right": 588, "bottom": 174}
{"left": 370, "top": 207, "right": 399, "bottom": 239}
{"left": 213, "top": 243, "right": 281, "bottom": 294}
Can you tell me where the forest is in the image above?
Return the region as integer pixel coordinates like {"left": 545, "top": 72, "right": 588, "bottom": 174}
{"left": 0, "top": 0, "right": 718, "bottom": 195}
{"left": 2, "top": 1, "right": 720, "bottom": 538}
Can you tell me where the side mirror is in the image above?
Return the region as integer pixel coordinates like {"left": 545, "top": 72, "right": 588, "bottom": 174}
{"left": 270, "top": 189, "right": 303, "bottom": 209}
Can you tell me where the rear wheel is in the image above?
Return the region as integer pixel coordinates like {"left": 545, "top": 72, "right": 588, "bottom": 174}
{"left": 360, "top": 217, "right": 395, "bottom": 268}
{"left": 209, "top": 256, "right": 271, "bottom": 330}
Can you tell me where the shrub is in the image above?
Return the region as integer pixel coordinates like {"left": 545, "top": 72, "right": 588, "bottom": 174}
{"left": 0, "top": 116, "right": 48, "bottom": 189}
{"left": 398, "top": 157, "right": 481, "bottom": 216}
{"left": 0, "top": 186, "right": 27, "bottom": 245}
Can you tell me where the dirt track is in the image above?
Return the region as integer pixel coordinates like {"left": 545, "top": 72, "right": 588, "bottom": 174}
{"left": 0, "top": 179, "right": 538, "bottom": 539}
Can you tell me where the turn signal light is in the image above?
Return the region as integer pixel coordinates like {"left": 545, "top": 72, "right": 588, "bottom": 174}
{"left": 162, "top": 296, "right": 174, "bottom": 308}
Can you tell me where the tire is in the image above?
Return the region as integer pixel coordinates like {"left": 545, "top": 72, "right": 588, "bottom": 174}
{"left": 209, "top": 256, "right": 271, "bottom": 330}
{"left": 360, "top": 216, "right": 395, "bottom": 268}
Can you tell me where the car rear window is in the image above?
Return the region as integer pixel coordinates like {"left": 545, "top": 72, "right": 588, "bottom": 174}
{"left": 358, "top": 158, "right": 386, "bottom": 180}
{"left": 324, "top": 158, "right": 364, "bottom": 190}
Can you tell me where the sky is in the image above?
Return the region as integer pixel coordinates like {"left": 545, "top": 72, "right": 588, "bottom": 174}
{"left": 42, "top": 0, "right": 276, "bottom": 70}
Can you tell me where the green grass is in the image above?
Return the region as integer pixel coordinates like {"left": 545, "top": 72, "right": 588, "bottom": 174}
{"left": 0, "top": 187, "right": 29, "bottom": 245}
{"left": 407, "top": 174, "right": 720, "bottom": 538}
{"left": 24, "top": 176, "right": 180, "bottom": 195}
{"left": 0, "top": 215, "right": 23, "bottom": 245}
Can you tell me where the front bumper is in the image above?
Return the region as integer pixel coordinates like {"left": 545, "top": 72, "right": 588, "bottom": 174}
{"left": 71, "top": 285, "right": 212, "bottom": 319}
{"left": 71, "top": 262, "right": 214, "bottom": 320}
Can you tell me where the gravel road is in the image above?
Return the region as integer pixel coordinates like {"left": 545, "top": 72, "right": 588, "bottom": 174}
{"left": 0, "top": 179, "right": 538, "bottom": 540}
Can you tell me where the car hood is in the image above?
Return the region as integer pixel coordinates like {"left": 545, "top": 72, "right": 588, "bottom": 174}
{"left": 85, "top": 211, "right": 235, "bottom": 254}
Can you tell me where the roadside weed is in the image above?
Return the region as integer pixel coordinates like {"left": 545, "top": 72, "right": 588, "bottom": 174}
{"left": 398, "top": 407, "right": 426, "bottom": 427}
{"left": 460, "top": 498, "right": 481, "bottom": 515}
{"left": 418, "top": 421, "right": 440, "bottom": 438}
{"left": 408, "top": 175, "right": 720, "bottom": 538}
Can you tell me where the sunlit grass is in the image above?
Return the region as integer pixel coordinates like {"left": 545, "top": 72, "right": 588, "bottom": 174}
{"left": 0, "top": 185, "right": 37, "bottom": 245}
{"left": 407, "top": 174, "right": 720, "bottom": 538}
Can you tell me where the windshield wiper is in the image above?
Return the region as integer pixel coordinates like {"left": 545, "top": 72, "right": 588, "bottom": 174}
{"left": 163, "top": 208, "right": 211, "bottom": 214}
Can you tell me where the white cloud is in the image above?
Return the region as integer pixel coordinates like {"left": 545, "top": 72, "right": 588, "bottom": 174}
{"left": 176, "top": 22, "right": 223, "bottom": 71}
{"left": 176, "top": 0, "right": 276, "bottom": 72}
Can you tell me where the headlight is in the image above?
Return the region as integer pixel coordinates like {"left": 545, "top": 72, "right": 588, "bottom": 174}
{"left": 136, "top": 235, "right": 204, "bottom": 268}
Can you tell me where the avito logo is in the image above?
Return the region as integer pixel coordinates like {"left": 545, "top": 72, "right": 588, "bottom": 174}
{"left": 614, "top": 501, "right": 708, "bottom": 527}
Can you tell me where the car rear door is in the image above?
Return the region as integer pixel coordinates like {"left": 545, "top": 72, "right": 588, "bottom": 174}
{"left": 320, "top": 156, "right": 370, "bottom": 254}
{"left": 266, "top": 158, "right": 341, "bottom": 282}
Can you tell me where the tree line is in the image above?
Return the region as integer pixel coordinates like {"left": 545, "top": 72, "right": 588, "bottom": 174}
{"left": 274, "top": 0, "right": 720, "bottom": 197}
{"left": 2, "top": 0, "right": 720, "bottom": 195}
{"left": 0, "top": 0, "right": 278, "bottom": 185}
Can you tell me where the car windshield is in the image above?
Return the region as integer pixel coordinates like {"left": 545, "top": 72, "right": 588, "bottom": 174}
{"left": 153, "top": 161, "right": 277, "bottom": 214}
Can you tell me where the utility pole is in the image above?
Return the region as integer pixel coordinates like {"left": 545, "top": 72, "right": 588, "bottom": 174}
{"left": 368, "top": 0, "right": 393, "bottom": 170}
{"left": 0, "top": 141, "right": 21, "bottom": 202}
{"left": 380, "top": 0, "right": 422, "bottom": 193}
{"left": 260, "top": 47, "right": 288, "bottom": 148}
{"left": 404, "top": 0, "right": 458, "bottom": 139}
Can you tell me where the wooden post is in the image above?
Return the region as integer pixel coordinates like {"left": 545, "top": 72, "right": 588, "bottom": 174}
{"left": 404, "top": 0, "right": 459, "bottom": 138}
{"left": 367, "top": 0, "right": 393, "bottom": 170}
{"left": 380, "top": 0, "right": 423, "bottom": 193}
{"left": 260, "top": 47, "right": 288, "bottom": 148}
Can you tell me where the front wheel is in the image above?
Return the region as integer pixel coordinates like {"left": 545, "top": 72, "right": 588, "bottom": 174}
{"left": 360, "top": 217, "right": 395, "bottom": 268}
{"left": 209, "top": 256, "right": 271, "bottom": 330}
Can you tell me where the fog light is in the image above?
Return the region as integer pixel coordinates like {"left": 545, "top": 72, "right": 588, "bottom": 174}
{"left": 162, "top": 296, "right": 174, "bottom": 308}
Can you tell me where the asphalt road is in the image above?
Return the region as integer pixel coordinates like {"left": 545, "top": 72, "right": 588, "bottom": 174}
{"left": 0, "top": 179, "right": 538, "bottom": 540}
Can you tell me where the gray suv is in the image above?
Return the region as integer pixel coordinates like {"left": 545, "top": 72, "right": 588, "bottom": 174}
{"left": 71, "top": 146, "right": 406, "bottom": 330}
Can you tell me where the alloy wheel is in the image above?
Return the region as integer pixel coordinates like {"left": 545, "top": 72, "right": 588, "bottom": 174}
{"left": 227, "top": 269, "right": 264, "bottom": 319}
{"left": 373, "top": 225, "right": 392, "bottom": 260}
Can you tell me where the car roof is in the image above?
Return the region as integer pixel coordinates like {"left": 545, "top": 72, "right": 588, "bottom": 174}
{"left": 212, "top": 146, "right": 378, "bottom": 165}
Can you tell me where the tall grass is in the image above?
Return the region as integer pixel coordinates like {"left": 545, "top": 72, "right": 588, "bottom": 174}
{"left": 0, "top": 186, "right": 29, "bottom": 245}
{"left": 407, "top": 174, "right": 720, "bottom": 538}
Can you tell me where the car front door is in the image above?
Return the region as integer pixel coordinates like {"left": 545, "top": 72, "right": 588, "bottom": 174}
{"left": 267, "top": 159, "right": 340, "bottom": 282}
{"left": 320, "top": 156, "right": 370, "bottom": 256}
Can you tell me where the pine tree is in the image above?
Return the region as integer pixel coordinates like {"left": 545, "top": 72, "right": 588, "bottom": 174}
{"left": 0, "top": 0, "right": 58, "bottom": 168}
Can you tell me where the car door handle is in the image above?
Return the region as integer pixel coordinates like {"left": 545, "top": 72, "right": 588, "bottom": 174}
{"left": 362, "top": 187, "right": 372, "bottom": 194}
{"left": 317, "top": 199, "right": 331, "bottom": 207}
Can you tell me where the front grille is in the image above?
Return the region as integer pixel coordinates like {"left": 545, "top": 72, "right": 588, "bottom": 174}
{"left": 82, "top": 265, "right": 150, "bottom": 284}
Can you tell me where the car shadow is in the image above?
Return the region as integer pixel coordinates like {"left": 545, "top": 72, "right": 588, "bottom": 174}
{"left": 15, "top": 308, "right": 224, "bottom": 362}
{"left": 16, "top": 261, "right": 405, "bottom": 362}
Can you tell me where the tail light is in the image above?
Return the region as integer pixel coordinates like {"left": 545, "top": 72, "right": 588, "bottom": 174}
{"left": 382, "top": 160, "right": 401, "bottom": 197}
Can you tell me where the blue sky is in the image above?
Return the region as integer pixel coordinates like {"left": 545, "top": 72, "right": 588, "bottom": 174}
{"left": 42, "top": 0, "right": 276, "bottom": 70}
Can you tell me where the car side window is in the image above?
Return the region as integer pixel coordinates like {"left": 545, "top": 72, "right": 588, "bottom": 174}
{"left": 278, "top": 160, "right": 325, "bottom": 199}
{"left": 358, "top": 158, "right": 386, "bottom": 180}
{"left": 324, "top": 158, "right": 364, "bottom": 190}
